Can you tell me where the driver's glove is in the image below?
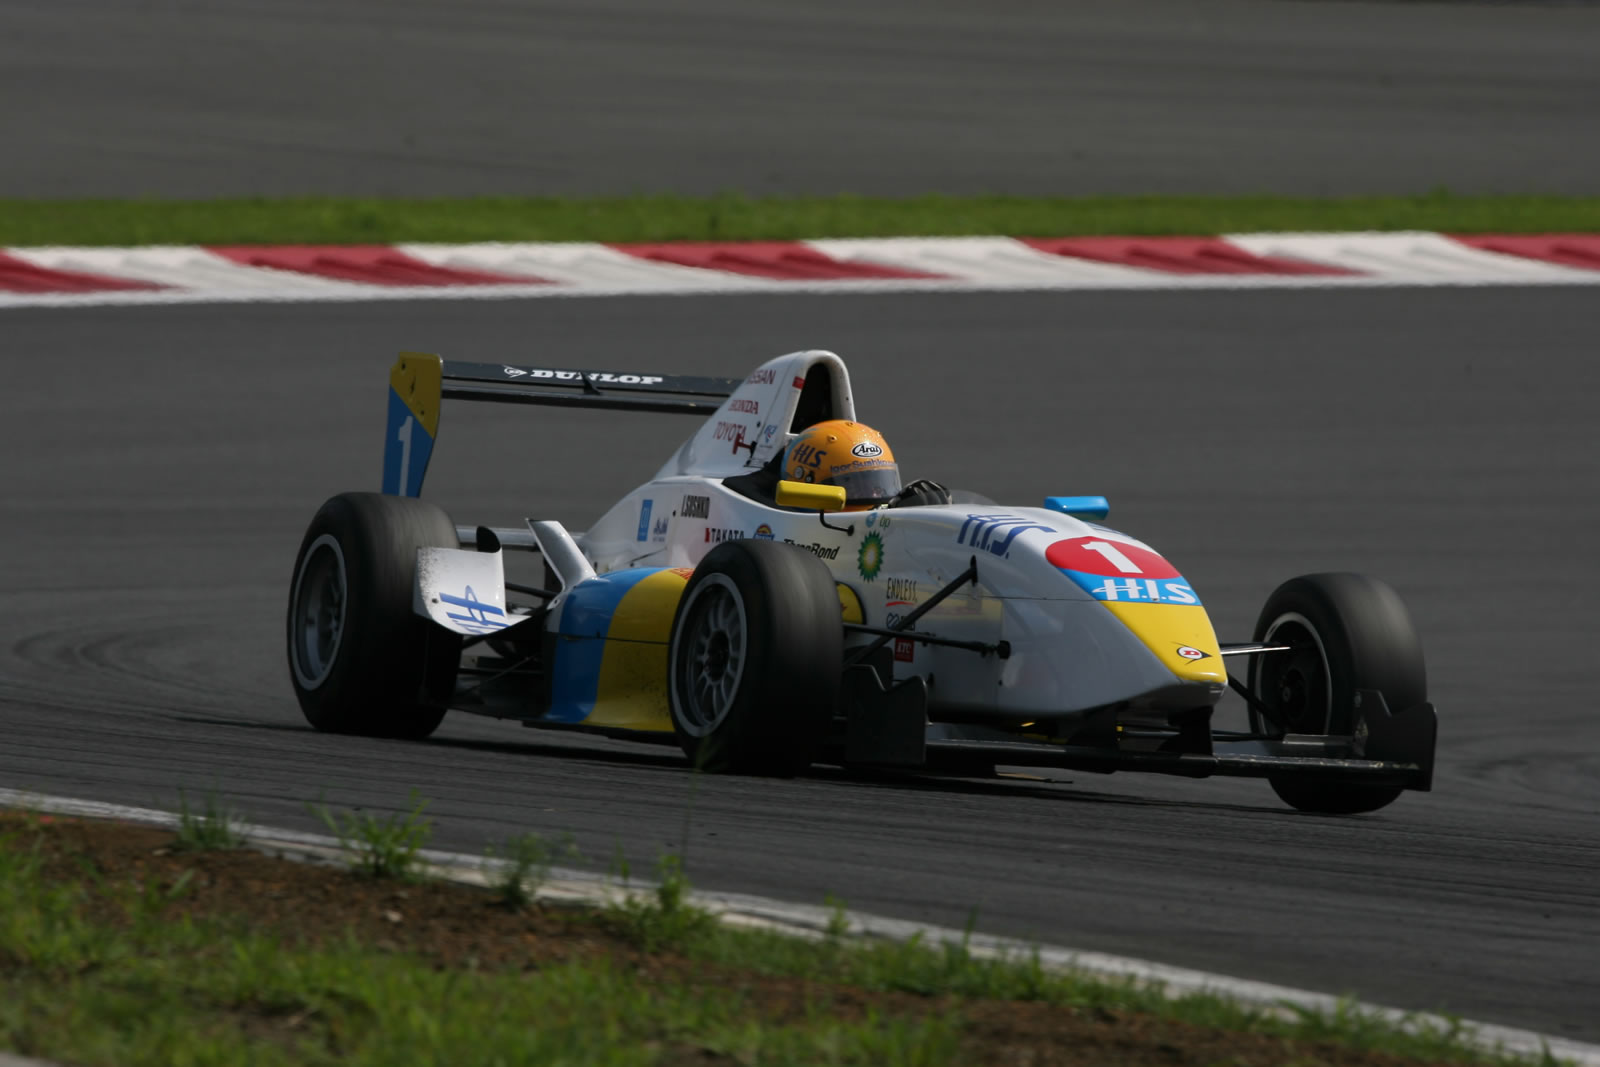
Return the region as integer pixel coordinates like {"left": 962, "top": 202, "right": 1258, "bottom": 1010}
{"left": 890, "top": 478, "right": 953, "bottom": 508}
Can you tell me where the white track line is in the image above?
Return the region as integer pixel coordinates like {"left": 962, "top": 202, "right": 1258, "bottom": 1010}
{"left": 2, "top": 787, "right": 1594, "bottom": 1066}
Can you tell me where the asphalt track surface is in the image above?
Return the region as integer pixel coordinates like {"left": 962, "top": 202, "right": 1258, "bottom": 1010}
{"left": 4, "top": 0, "right": 1600, "bottom": 199}
{"left": 4, "top": 286, "right": 1598, "bottom": 1040}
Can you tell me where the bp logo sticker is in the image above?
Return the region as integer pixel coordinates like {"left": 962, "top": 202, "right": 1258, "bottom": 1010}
{"left": 857, "top": 531, "right": 884, "bottom": 582}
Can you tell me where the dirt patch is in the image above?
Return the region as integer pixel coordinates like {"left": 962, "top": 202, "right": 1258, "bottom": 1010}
{"left": 1, "top": 813, "right": 1464, "bottom": 1066}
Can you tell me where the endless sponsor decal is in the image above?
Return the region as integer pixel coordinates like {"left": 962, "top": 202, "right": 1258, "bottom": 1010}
{"left": 885, "top": 577, "right": 918, "bottom": 603}
{"left": 704, "top": 527, "right": 747, "bottom": 543}
{"left": 680, "top": 494, "right": 710, "bottom": 519}
{"left": 782, "top": 539, "right": 840, "bottom": 560}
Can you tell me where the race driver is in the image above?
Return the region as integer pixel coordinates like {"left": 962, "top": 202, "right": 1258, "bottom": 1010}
{"left": 782, "top": 420, "right": 950, "bottom": 509}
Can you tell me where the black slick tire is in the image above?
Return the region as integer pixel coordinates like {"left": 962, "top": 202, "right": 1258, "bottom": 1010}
{"left": 668, "top": 540, "right": 843, "bottom": 775}
{"left": 1248, "top": 572, "right": 1426, "bottom": 815}
{"left": 286, "top": 492, "right": 462, "bottom": 739}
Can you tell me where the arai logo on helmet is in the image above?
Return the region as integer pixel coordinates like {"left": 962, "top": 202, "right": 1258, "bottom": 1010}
{"left": 851, "top": 441, "right": 883, "bottom": 459}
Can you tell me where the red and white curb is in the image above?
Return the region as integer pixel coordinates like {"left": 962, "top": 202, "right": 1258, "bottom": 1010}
{"left": 2, "top": 233, "right": 1599, "bottom": 309}
{"left": 2, "top": 788, "right": 1596, "bottom": 1066}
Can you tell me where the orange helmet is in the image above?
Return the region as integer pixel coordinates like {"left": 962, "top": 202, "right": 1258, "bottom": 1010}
{"left": 783, "top": 420, "right": 901, "bottom": 510}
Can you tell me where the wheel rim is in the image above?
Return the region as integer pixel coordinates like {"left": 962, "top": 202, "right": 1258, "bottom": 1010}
{"left": 671, "top": 574, "right": 748, "bottom": 738}
{"left": 1253, "top": 612, "right": 1333, "bottom": 735}
{"left": 289, "top": 534, "right": 347, "bottom": 690}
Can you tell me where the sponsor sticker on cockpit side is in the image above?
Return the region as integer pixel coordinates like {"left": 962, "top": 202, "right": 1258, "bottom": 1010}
{"left": 636, "top": 499, "right": 653, "bottom": 541}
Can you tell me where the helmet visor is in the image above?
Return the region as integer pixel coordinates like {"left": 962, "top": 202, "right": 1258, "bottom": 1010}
{"left": 829, "top": 463, "right": 901, "bottom": 506}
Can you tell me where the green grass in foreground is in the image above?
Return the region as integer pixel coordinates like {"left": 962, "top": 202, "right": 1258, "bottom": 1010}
{"left": 2, "top": 191, "right": 1598, "bottom": 247}
{"left": 0, "top": 822, "right": 1561, "bottom": 1067}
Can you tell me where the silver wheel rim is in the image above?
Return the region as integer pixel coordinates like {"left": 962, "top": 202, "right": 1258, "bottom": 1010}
{"left": 1255, "top": 611, "right": 1333, "bottom": 735}
{"left": 289, "top": 534, "right": 347, "bottom": 690}
{"left": 670, "top": 574, "right": 748, "bottom": 738}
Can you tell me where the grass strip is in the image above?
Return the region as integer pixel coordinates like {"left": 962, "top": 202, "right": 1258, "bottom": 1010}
{"left": 1, "top": 813, "right": 1564, "bottom": 1067}
{"left": 2, "top": 192, "right": 1598, "bottom": 247}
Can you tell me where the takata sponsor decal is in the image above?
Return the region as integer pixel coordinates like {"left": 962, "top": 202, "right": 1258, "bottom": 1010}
{"left": 1046, "top": 536, "right": 1200, "bottom": 605}
{"left": 504, "top": 367, "right": 664, "bottom": 385}
{"left": 894, "top": 637, "right": 915, "bottom": 663}
{"left": 851, "top": 440, "right": 883, "bottom": 459}
{"left": 1176, "top": 645, "right": 1210, "bottom": 661}
{"left": 704, "top": 527, "right": 747, "bottom": 543}
{"left": 956, "top": 514, "right": 1055, "bottom": 556}
{"left": 753, "top": 524, "right": 774, "bottom": 541}
{"left": 680, "top": 494, "right": 709, "bottom": 519}
{"left": 728, "top": 398, "right": 759, "bottom": 414}
{"left": 885, "top": 577, "right": 918, "bottom": 603}
{"left": 783, "top": 539, "right": 840, "bottom": 560}
{"left": 857, "top": 531, "right": 884, "bottom": 582}
{"left": 747, "top": 368, "right": 777, "bottom": 385}
{"left": 636, "top": 499, "right": 653, "bottom": 541}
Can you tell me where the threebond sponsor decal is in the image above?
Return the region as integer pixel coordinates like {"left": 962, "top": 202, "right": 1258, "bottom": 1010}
{"left": 1045, "top": 537, "right": 1201, "bottom": 606}
{"left": 783, "top": 539, "right": 840, "bottom": 560}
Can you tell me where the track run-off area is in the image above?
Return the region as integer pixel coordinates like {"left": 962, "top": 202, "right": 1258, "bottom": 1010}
{"left": 3, "top": 284, "right": 1598, "bottom": 1046}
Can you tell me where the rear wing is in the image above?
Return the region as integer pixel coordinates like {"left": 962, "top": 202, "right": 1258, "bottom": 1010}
{"left": 383, "top": 352, "right": 740, "bottom": 497}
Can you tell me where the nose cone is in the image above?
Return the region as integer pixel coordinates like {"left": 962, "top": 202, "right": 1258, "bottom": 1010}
{"left": 1099, "top": 602, "right": 1227, "bottom": 685}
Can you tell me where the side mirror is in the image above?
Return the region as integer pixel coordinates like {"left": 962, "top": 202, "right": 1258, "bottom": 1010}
{"left": 776, "top": 480, "right": 848, "bottom": 512}
{"left": 1043, "top": 495, "right": 1110, "bottom": 520}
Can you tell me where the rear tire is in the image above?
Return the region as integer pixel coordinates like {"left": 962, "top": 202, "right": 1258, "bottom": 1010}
{"left": 1248, "top": 572, "right": 1426, "bottom": 815}
{"left": 668, "top": 540, "right": 843, "bottom": 774}
{"left": 287, "top": 492, "right": 461, "bottom": 739}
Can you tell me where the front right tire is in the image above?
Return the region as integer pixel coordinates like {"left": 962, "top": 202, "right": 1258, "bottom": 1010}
{"left": 1248, "top": 572, "right": 1426, "bottom": 815}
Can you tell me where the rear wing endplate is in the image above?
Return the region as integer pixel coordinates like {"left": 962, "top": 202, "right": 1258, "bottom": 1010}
{"left": 382, "top": 352, "right": 740, "bottom": 497}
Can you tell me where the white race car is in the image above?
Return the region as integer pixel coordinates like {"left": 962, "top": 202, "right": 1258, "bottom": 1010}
{"left": 286, "top": 350, "right": 1437, "bottom": 814}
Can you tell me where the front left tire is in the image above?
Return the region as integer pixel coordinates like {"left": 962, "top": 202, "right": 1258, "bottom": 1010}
{"left": 287, "top": 492, "right": 461, "bottom": 739}
{"left": 667, "top": 539, "right": 843, "bottom": 775}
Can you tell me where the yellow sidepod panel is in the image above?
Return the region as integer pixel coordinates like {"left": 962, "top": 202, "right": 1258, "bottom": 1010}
{"left": 585, "top": 573, "right": 867, "bottom": 732}
{"left": 587, "top": 569, "right": 692, "bottom": 732}
{"left": 1099, "top": 602, "right": 1227, "bottom": 685}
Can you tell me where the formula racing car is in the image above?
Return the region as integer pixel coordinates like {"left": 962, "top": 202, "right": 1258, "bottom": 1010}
{"left": 286, "top": 350, "right": 1438, "bottom": 814}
